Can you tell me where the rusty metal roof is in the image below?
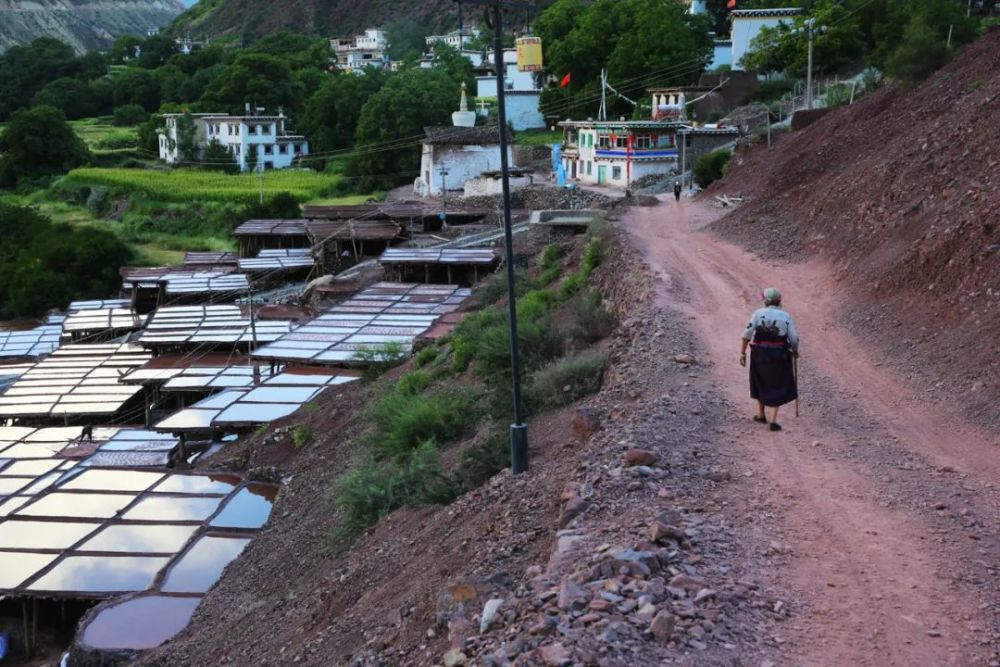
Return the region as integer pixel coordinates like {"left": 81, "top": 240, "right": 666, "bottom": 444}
{"left": 379, "top": 248, "right": 498, "bottom": 266}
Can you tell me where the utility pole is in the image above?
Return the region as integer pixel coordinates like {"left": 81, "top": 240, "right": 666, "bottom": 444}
{"left": 438, "top": 166, "right": 450, "bottom": 224}
{"left": 805, "top": 18, "right": 816, "bottom": 110}
{"left": 461, "top": 0, "right": 532, "bottom": 474}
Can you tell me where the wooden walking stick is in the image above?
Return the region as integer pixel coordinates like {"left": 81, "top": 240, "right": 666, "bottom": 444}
{"left": 793, "top": 354, "right": 800, "bottom": 418}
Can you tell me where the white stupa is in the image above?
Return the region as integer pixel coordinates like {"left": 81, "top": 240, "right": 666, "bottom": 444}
{"left": 451, "top": 82, "right": 477, "bottom": 128}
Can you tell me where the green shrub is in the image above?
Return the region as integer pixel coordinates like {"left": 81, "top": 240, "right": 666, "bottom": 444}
{"left": 369, "top": 389, "right": 473, "bottom": 459}
{"left": 354, "top": 340, "right": 408, "bottom": 379}
{"left": 395, "top": 370, "right": 430, "bottom": 396}
{"left": 693, "top": 149, "right": 732, "bottom": 189}
{"left": 452, "top": 428, "right": 510, "bottom": 492}
{"left": 452, "top": 308, "right": 504, "bottom": 372}
{"left": 474, "top": 315, "right": 565, "bottom": 380}
{"left": 476, "top": 266, "right": 536, "bottom": 307}
{"left": 517, "top": 288, "right": 557, "bottom": 321}
{"left": 581, "top": 238, "right": 602, "bottom": 278}
{"left": 538, "top": 244, "right": 564, "bottom": 285}
{"left": 572, "top": 289, "right": 614, "bottom": 343}
{"left": 587, "top": 217, "right": 615, "bottom": 250}
{"left": 293, "top": 425, "right": 314, "bottom": 450}
{"left": 823, "top": 83, "right": 853, "bottom": 108}
{"left": 526, "top": 350, "right": 607, "bottom": 412}
{"left": 558, "top": 272, "right": 586, "bottom": 300}
{"left": 413, "top": 345, "right": 437, "bottom": 367}
{"left": 335, "top": 441, "right": 457, "bottom": 535}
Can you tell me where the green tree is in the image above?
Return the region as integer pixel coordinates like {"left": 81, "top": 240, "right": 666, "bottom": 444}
{"left": 112, "top": 68, "right": 161, "bottom": 112}
{"left": 138, "top": 34, "right": 179, "bottom": 69}
{"left": 386, "top": 19, "right": 428, "bottom": 60}
{"left": 885, "top": 14, "right": 952, "bottom": 85}
{"left": 536, "top": 0, "right": 712, "bottom": 119}
{"left": 201, "top": 140, "right": 239, "bottom": 173}
{"left": 201, "top": 53, "right": 304, "bottom": 114}
{"left": 154, "top": 63, "right": 191, "bottom": 104}
{"left": 31, "top": 78, "right": 97, "bottom": 120}
{"left": 0, "top": 204, "right": 132, "bottom": 318}
{"left": 174, "top": 112, "right": 199, "bottom": 164}
{"left": 109, "top": 35, "right": 144, "bottom": 64}
{"left": 741, "top": 0, "right": 864, "bottom": 75}
{"left": 0, "top": 38, "right": 81, "bottom": 120}
{"left": 348, "top": 67, "right": 462, "bottom": 190}
{"left": 0, "top": 106, "right": 91, "bottom": 186}
{"left": 113, "top": 104, "right": 149, "bottom": 126}
{"left": 301, "top": 69, "right": 391, "bottom": 153}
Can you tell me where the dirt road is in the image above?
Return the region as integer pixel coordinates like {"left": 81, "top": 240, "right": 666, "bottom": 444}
{"left": 620, "top": 197, "right": 999, "bottom": 667}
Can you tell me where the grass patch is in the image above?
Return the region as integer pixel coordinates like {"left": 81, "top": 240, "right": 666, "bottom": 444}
{"left": 293, "top": 425, "right": 314, "bottom": 450}
{"left": 70, "top": 118, "right": 139, "bottom": 154}
{"left": 61, "top": 167, "right": 341, "bottom": 202}
{"left": 369, "top": 387, "right": 474, "bottom": 460}
{"left": 334, "top": 441, "right": 457, "bottom": 541}
{"left": 526, "top": 350, "right": 607, "bottom": 412}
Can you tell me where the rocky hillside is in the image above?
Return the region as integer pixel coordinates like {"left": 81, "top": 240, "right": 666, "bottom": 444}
{"left": 710, "top": 27, "right": 1000, "bottom": 427}
{"left": 169, "top": 0, "right": 556, "bottom": 42}
{"left": 170, "top": 0, "right": 458, "bottom": 42}
{"left": 0, "top": 0, "right": 184, "bottom": 53}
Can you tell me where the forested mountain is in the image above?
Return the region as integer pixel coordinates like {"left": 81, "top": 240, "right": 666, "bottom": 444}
{"left": 0, "top": 0, "right": 185, "bottom": 54}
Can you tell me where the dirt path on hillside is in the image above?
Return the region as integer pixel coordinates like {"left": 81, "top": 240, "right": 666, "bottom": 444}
{"left": 619, "top": 197, "right": 999, "bottom": 667}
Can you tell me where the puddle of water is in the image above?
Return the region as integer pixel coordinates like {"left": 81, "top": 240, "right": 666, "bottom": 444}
{"left": 78, "top": 524, "right": 198, "bottom": 554}
{"left": 27, "top": 554, "right": 170, "bottom": 593}
{"left": 81, "top": 595, "right": 202, "bottom": 650}
{"left": 122, "top": 495, "right": 222, "bottom": 522}
{"left": 209, "top": 484, "right": 276, "bottom": 529}
{"left": 59, "top": 469, "right": 164, "bottom": 493}
{"left": 0, "top": 551, "right": 58, "bottom": 589}
{"left": 152, "top": 474, "right": 239, "bottom": 496}
{"left": 17, "top": 492, "right": 137, "bottom": 519}
{"left": 0, "top": 520, "right": 98, "bottom": 551}
{"left": 161, "top": 535, "right": 251, "bottom": 593}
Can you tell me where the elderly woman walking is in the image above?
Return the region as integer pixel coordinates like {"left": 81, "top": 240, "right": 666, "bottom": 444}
{"left": 739, "top": 287, "right": 799, "bottom": 431}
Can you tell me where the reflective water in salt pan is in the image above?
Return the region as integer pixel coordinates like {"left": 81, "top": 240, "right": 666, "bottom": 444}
{"left": 27, "top": 554, "right": 169, "bottom": 593}
{"left": 59, "top": 469, "right": 163, "bottom": 493}
{"left": 78, "top": 524, "right": 198, "bottom": 554}
{"left": 122, "top": 495, "right": 222, "bottom": 522}
{"left": 209, "top": 484, "right": 276, "bottom": 529}
{"left": 17, "top": 492, "right": 137, "bottom": 519}
{"left": 0, "top": 520, "right": 98, "bottom": 551}
{"left": 161, "top": 535, "right": 251, "bottom": 593}
{"left": 0, "top": 551, "right": 58, "bottom": 588}
{"left": 152, "top": 474, "right": 239, "bottom": 495}
{"left": 82, "top": 595, "right": 201, "bottom": 650}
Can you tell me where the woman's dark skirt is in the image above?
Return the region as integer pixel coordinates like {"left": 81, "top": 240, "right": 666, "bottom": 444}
{"left": 749, "top": 345, "right": 797, "bottom": 407}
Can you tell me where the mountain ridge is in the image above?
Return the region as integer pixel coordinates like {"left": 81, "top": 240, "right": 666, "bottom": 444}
{"left": 0, "top": 0, "right": 185, "bottom": 53}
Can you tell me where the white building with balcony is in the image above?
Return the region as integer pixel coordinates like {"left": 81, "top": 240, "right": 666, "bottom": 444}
{"left": 331, "top": 28, "right": 392, "bottom": 72}
{"left": 157, "top": 110, "right": 309, "bottom": 172}
{"left": 425, "top": 28, "right": 481, "bottom": 50}
{"left": 558, "top": 90, "right": 689, "bottom": 189}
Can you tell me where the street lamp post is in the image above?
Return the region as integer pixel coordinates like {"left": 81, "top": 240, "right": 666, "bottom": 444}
{"left": 458, "top": 0, "right": 532, "bottom": 474}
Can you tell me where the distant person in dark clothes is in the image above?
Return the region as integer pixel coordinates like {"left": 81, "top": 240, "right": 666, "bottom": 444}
{"left": 673, "top": 180, "right": 682, "bottom": 201}
{"left": 739, "top": 287, "right": 799, "bottom": 431}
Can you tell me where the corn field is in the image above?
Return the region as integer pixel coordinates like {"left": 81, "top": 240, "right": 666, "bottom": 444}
{"left": 63, "top": 167, "right": 341, "bottom": 202}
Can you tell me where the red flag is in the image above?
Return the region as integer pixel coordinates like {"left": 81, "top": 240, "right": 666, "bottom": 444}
{"left": 727, "top": 0, "right": 737, "bottom": 8}
{"left": 559, "top": 73, "right": 571, "bottom": 88}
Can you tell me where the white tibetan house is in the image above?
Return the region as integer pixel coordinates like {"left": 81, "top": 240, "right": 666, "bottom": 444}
{"left": 414, "top": 84, "right": 514, "bottom": 197}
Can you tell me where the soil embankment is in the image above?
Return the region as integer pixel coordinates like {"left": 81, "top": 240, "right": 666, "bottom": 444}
{"left": 709, "top": 28, "right": 1000, "bottom": 430}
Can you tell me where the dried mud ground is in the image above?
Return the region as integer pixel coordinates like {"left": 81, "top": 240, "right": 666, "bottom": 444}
{"left": 137, "top": 196, "right": 997, "bottom": 667}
